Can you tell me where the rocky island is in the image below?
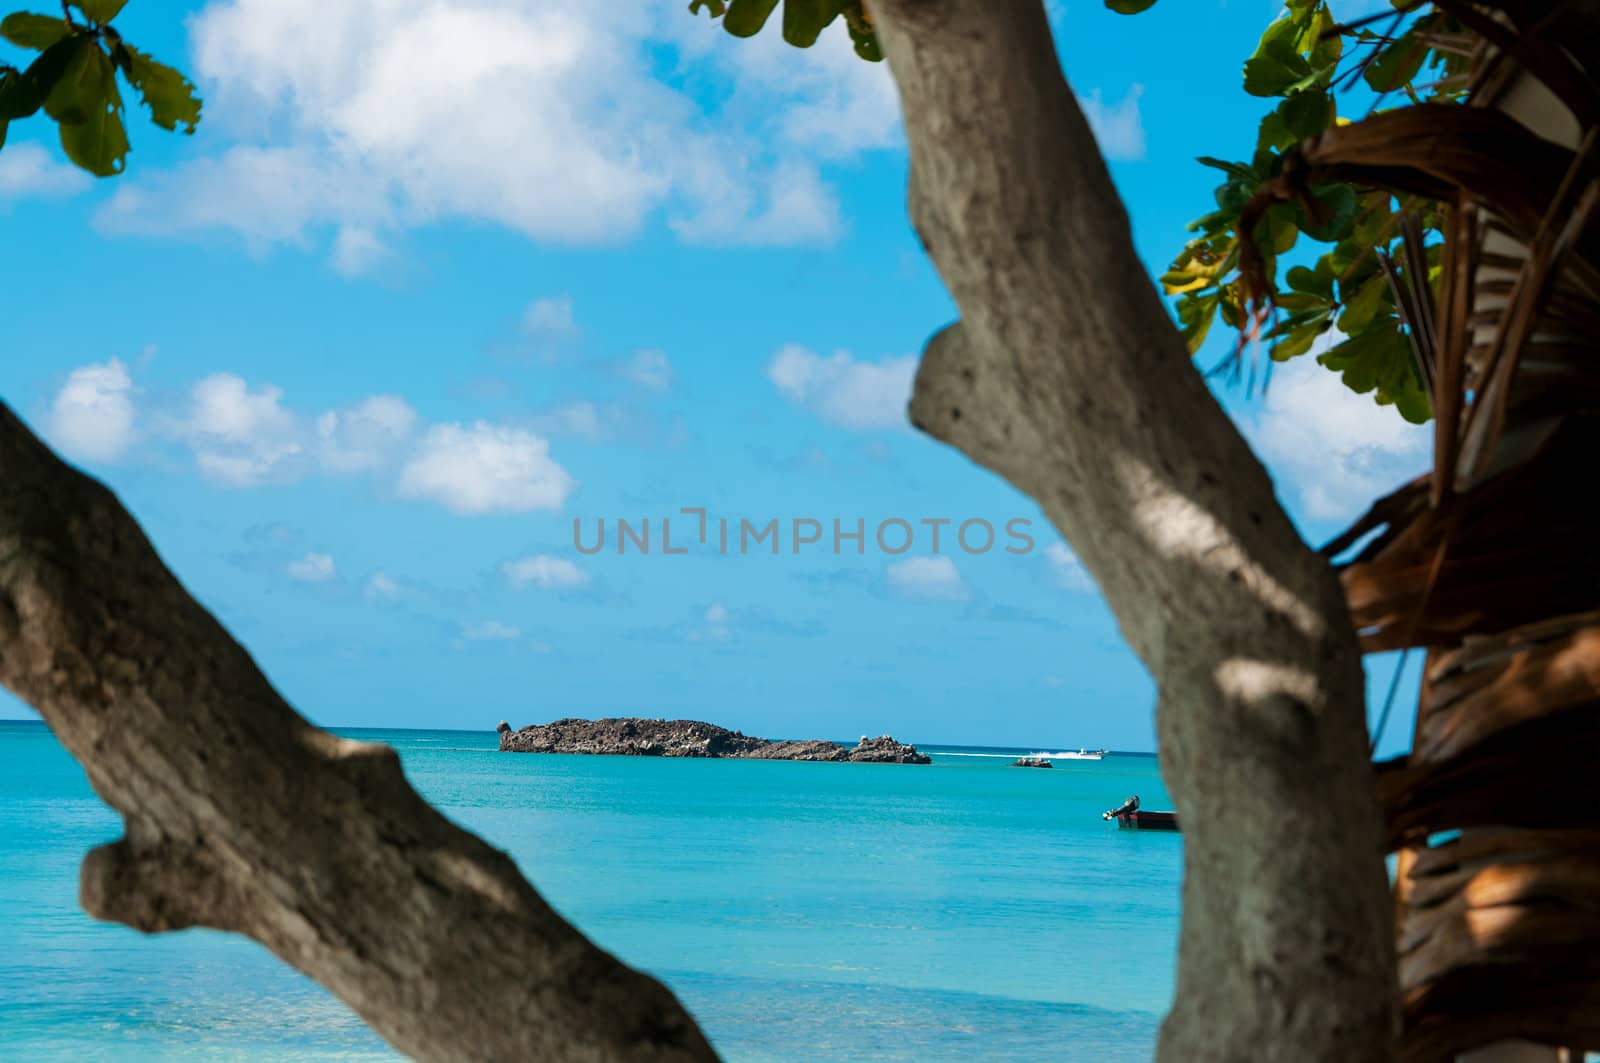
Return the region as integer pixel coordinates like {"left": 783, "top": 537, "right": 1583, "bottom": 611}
{"left": 497, "top": 718, "right": 931, "bottom": 764}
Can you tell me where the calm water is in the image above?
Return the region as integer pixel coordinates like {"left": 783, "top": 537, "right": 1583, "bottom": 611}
{"left": 0, "top": 721, "right": 1181, "bottom": 1061}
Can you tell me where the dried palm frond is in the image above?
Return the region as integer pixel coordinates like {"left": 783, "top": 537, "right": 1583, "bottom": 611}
{"left": 1293, "top": 1, "right": 1600, "bottom": 1056}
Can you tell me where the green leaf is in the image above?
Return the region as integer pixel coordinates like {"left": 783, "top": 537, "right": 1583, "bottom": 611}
{"left": 1243, "top": 38, "right": 1313, "bottom": 97}
{"left": 43, "top": 36, "right": 128, "bottom": 175}
{"left": 68, "top": 0, "right": 128, "bottom": 23}
{"left": 0, "top": 11, "right": 71, "bottom": 50}
{"left": 1214, "top": 178, "right": 1253, "bottom": 213}
{"left": 1349, "top": 195, "right": 1396, "bottom": 247}
{"left": 7, "top": 31, "right": 82, "bottom": 119}
{"left": 112, "top": 42, "right": 201, "bottom": 133}
{"left": 1178, "top": 291, "right": 1222, "bottom": 354}
{"left": 1336, "top": 273, "right": 1390, "bottom": 336}
{"left": 721, "top": 0, "right": 779, "bottom": 36}
{"left": 1220, "top": 284, "right": 1244, "bottom": 328}
{"left": 1186, "top": 208, "right": 1233, "bottom": 235}
{"left": 1365, "top": 23, "right": 1431, "bottom": 92}
{"left": 1294, "top": 183, "right": 1358, "bottom": 242}
{"left": 692, "top": 0, "right": 878, "bottom": 58}
{"left": 1279, "top": 90, "right": 1331, "bottom": 141}
{"left": 1262, "top": 203, "right": 1299, "bottom": 254}
{"left": 1257, "top": 111, "right": 1294, "bottom": 152}
{"left": 1273, "top": 292, "right": 1326, "bottom": 312}
{"left": 781, "top": 0, "right": 837, "bottom": 47}
{"left": 1258, "top": 90, "right": 1333, "bottom": 152}
{"left": 1299, "top": 5, "right": 1342, "bottom": 70}
{"left": 1196, "top": 156, "right": 1256, "bottom": 182}
{"left": 0, "top": 66, "right": 35, "bottom": 121}
{"left": 1319, "top": 321, "right": 1431, "bottom": 422}
{"left": 1286, "top": 258, "right": 1335, "bottom": 300}
{"left": 846, "top": 35, "right": 879, "bottom": 61}
{"left": 1269, "top": 315, "right": 1332, "bottom": 360}
{"left": 1105, "top": 0, "right": 1159, "bottom": 12}
{"left": 42, "top": 35, "right": 95, "bottom": 122}
{"left": 1253, "top": 13, "right": 1304, "bottom": 60}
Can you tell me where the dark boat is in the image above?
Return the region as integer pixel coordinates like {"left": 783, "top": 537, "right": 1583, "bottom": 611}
{"left": 1102, "top": 794, "right": 1179, "bottom": 832}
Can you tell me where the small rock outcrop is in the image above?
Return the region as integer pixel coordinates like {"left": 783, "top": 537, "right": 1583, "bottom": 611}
{"left": 1012, "top": 757, "right": 1053, "bottom": 768}
{"left": 498, "top": 718, "right": 931, "bottom": 765}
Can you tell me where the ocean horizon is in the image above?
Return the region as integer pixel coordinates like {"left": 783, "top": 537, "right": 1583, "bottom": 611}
{"left": 0, "top": 719, "right": 1180, "bottom": 1061}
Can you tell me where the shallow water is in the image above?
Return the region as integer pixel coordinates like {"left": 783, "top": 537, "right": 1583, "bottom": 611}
{"left": 0, "top": 721, "right": 1180, "bottom": 1060}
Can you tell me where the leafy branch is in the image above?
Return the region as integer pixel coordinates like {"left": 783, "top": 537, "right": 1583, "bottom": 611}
{"left": 1156, "top": 0, "right": 1466, "bottom": 424}
{"left": 0, "top": 0, "right": 199, "bottom": 174}
{"left": 687, "top": 0, "right": 881, "bottom": 60}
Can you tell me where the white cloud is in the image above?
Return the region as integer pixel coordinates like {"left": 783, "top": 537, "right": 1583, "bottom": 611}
{"left": 397, "top": 421, "right": 575, "bottom": 515}
{"left": 767, "top": 345, "right": 916, "bottom": 431}
{"left": 1246, "top": 353, "right": 1430, "bottom": 522}
{"left": 1045, "top": 542, "right": 1094, "bottom": 593}
{"left": 886, "top": 556, "right": 968, "bottom": 601}
{"left": 669, "top": 156, "right": 841, "bottom": 246}
{"left": 694, "top": 18, "right": 900, "bottom": 159}
{"left": 286, "top": 551, "right": 336, "bottom": 582}
{"left": 522, "top": 295, "right": 578, "bottom": 344}
{"left": 179, "top": 373, "right": 304, "bottom": 486}
{"left": 502, "top": 554, "right": 589, "bottom": 590}
{"left": 620, "top": 349, "right": 673, "bottom": 393}
{"left": 96, "top": 144, "right": 388, "bottom": 253}
{"left": 528, "top": 401, "right": 611, "bottom": 441}
{"left": 330, "top": 225, "right": 391, "bottom": 276}
{"left": 525, "top": 399, "right": 654, "bottom": 443}
{"left": 96, "top": 1, "right": 874, "bottom": 255}
{"left": 364, "top": 572, "right": 402, "bottom": 600}
{"left": 48, "top": 360, "right": 581, "bottom": 518}
{"left": 1079, "top": 85, "right": 1146, "bottom": 162}
{"left": 317, "top": 394, "right": 417, "bottom": 473}
{"left": 690, "top": 600, "right": 731, "bottom": 642}
{"left": 49, "top": 359, "right": 136, "bottom": 463}
{"left": 0, "top": 142, "right": 91, "bottom": 206}
{"left": 462, "top": 620, "right": 520, "bottom": 641}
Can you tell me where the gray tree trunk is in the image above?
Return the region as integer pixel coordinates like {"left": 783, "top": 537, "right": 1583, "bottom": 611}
{"left": 0, "top": 404, "right": 717, "bottom": 1062}
{"left": 0, "top": 3, "right": 1399, "bottom": 1060}
{"left": 868, "top": 2, "right": 1398, "bottom": 1059}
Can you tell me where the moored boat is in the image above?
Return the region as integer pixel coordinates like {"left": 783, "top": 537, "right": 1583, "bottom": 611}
{"left": 1102, "top": 794, "right": 1179, "bottom": 832}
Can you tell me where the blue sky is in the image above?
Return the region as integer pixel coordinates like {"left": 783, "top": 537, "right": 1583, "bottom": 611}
{"left": 0, "top": 0, "right": 1426, "bottom": 753}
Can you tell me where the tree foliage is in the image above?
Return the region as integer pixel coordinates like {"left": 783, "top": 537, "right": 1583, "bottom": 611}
{"left": 1157, "top": 0, "right": 1466, "bottom": 424}
{"left": 691, "top": 0, "right": 1464, "bottom": 424}
{"left": 687, "top": 0, "right": 882, "bottom": 60}
{"left": 0, "top": 0, "right": 199, "bottom": 174}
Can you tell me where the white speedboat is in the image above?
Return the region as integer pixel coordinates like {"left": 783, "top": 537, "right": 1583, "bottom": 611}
{"left": 1057, "top": 748, "right": 1106, "bottom": 761}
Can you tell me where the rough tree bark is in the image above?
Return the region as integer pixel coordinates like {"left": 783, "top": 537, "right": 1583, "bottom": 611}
{"left": 868, "top": 2, "right": 1398, "bottom": 1059}
{"left": 1, "top": 3, "right": 1398, "bottom": 1060}
{"left": 0, "top": 404, "right": 717, "bottom": 1062}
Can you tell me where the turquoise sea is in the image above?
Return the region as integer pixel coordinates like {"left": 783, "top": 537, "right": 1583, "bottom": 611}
{"left": 0, "top": 721, "right": 1181, "bottom": 1061}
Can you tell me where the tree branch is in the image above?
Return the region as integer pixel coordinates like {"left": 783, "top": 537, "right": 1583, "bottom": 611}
{"left": 0, "top": 403, "right": 718, "bottom": 1063}
{"left": 872, "top": 2, "right": 1399, "bottom": 1058}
